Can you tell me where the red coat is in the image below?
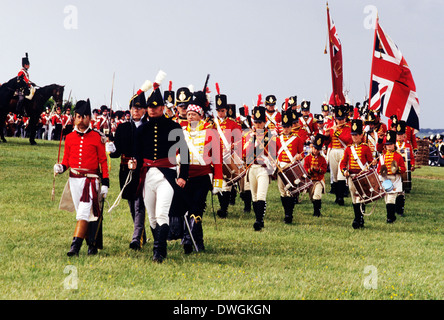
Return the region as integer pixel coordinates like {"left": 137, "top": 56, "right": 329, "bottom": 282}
{"left": 61, "top": 128, "right": 109, "bottom": 179}
{"left": 377, "top": 150, "right": 406, "bottom": 175}
{"left": 51, "top": 114, "right": 63, "bottom": 125}
{"left": 298, "top": 114, "right": 318, "bottom": 139}
{"left": 327, "top": 123, "right": 352, "bottom": 149}
{"left": 304, "top": 153, "right": 328, "bottom": 181}
{"left": 340, "top": 143, "right": 374, "bottom": 175}
{"left": 276, "top": 133, "right": 304, "bottom": 164}
{"left": 214, "top": 116, "right": 242, "bottom": 155}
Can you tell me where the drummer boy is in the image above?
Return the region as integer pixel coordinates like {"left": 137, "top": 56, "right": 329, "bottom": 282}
{"left": 339, "top": 118, "right": 375, "bottom": 229}
{"left": 276, "top": 107, "right": 304, "bottom": 224}
{"left": 304, "top": 133, "right": 328, "bottom": 217}
{"left": 377, "top": 130, "right": 406, "bottom": 223}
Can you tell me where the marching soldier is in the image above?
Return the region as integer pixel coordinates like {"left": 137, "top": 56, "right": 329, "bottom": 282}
{"left": 107, "top": 87, "right": 149, "bottom": 250}
{"left": 213, "top": 84, "right": 242, "bottom": 218}
{"left": 51, "top": 106, "right": 63, "bottom": 141}
{"left": 164, "top": 81, "right": 176, "bottom": 118}
{"left": 62, "top": 104, "right": 74, "bottom": 137}
{"left": 304, "top": 133, "right": 328, "bottom": 217}
{"left": 377, "top": 130, "right": 406, "bottom": 223}
{"left": 178, "top": 91, "right": 224, "bottom": 254}
{"left": 264, "top": 95, "right": 281, "bottom": 135}
{"left": 135, "top": 86, "right": 189, "bottom": 263}
{"left": 174, "top": 87, "right": 192, "bottom": 127}
{"left": 325, "top": 105, "right": 352, "bottom": 205}
{"left": 276, "top": 105, "right": 304, "bottom": 223}
{"left": 96, "top": 105, "right": 111, "bottom": 136}
{"left": 237, "top": 105, "right": 253, "bottom": 212}
{"left": 298, "top": 100, "right": 318, "bottom": 142}
{"left": 339, "top": 119, "right": 375, "bottom": 229}
{"left": 54, "top": 99, "right": 109, "bottom": 256}
{"left": 363, "top": 111, "right": 380, "bottom": 158}
{"left": 395, "top": 120, "right": 415, "bottom": 215}
{"left": 243, "top": 97, "right": 277, "bottom": 231}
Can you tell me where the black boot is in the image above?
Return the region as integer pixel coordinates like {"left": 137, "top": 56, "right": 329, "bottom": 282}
{"left": 281, "top": 197, "right": 294, "bottom": 224}
{"left": 386, "top": 204, "right": 397, "bottom": 223}
{"left": 229, "top": 188, "right": 237, "bottom": 205}
{"left": 253, "top": 200, "right": 266, "bottom": 231}
{"left": 86, "top": 220, "right": 102, "bottom": 255}
{"left": 335, "top": 181, "right": 345, "bottom": 206}
{"left": 329, "top": 182, "right": 336, "bottom": 194}
{"left": 313, "top": 199, "right": 322, "bottom": 217}
{"left": 352, "top": 203, "right": 365, "bottom": 229}
{"left": 241, "top": 191, "right": 252, "bottom": 213}
{"left": 153, "top": 224, "right": 169, "bottom": 263}
{"left": 67, "top": 237, "right": 84, "bottom": 256}
{"left": 395, "top": 194, "right": 405, "bottom": 217}
{"left": 217, "top": 191, "right": 230, "bottom": 218}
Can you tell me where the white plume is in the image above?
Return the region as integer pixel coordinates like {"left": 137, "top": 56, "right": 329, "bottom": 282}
{"left": 140, "top": 80, "right": 152, "bottom": 92}
{"left": 188, "top": 84, "right": 194, "bottom": 93}
{"left": 154, "top": 70, "right": 167, "bottom": 85}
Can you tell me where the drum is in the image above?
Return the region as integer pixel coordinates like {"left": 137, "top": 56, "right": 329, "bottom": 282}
{"left": 351, "top": 169, "right": 386, "bottom": 204}
{"left": 278, "top": 161, "right": 313, "bottom": 196}
{"left": 223, "top": 152, "right": 246, "bottom": 186}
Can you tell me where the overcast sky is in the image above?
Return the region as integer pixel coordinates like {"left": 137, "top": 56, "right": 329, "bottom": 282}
{"left": 1, "top": 0, "right": 442, "bottom": 129}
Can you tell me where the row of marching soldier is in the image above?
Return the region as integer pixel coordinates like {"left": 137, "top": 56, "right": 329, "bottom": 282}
{"left": 53, "top": 72, "right": 417, "bottom": 261}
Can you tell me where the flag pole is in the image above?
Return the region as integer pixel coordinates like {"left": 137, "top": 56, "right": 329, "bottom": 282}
{"left": 368, "top": 14, "right": 379, "bottom": 111}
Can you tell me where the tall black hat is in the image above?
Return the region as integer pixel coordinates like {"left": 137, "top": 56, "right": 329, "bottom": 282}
{"left": 396, "top": 120, "right": 406, "bottom": 135}
{"left": 351, "top": 119, "right": 364, "bottom": 135}
{"left": 314, "top": 114, "right": 324, "bottom": 124}
{"left": 265, "top": 95, "right": 277, "bottom": 106}
{"left": 239, "top": 105, "right": 249, "bottom": 117}
{"left": 365, "top": 111, "right": 377, "bottom": 124}
{"left": 164, "top": 81, "right": 175, "bottom": 105}
{"left": 215, "top": 83, "right": 227, "bottom": 110}
{"left": 288, "top": 96, "right": 297, "bottom": 108}
{"left": 176, "top": 87, "right": 192, "bottom": 107}
{"left": 334, "top": 105, "right": 347, "bottom": 120}
{"left": 227, "top": 104, "right": 236, "bottom": 119}
{"left": 390, "top": 114, "right": 398, "bottom": 129}
{"left": 147, "top": 88, "right": 165, "bottom": 108}
{"left": 75, "top": 99, "right": 91, "bottom": 117}
{"left": 253, "top": 106, "right": 266, "bottom": 122}
{"left": 281, "top": 109, "right": 293, "bottom": 127}
{"left": 385, "top": 130, "right": 397, "bottom": 144}
{"left": 291, "top": 108, "right": 301, "bottom": 124}
{"left": 22, "top": 53, "right": 29, "bottom": 67}
{"left": 129, "top": 91, "right": 147, "bottom": 109}
{"left": 313, "top": 133, "right": 325, "bottom": 150}
{"left": 321, "top": 103, "right": 329, "bottom": 113}
{"left": 100, "top": 105, "right": 109, "bottom": 112}
{"left": 301, "top": 100, "right": 311, "bottom": 111}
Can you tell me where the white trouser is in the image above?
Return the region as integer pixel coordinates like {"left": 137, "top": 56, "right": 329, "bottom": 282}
{"left": 69, "top": 177, "right": 99, "bottom": 221}
{"left": 143, "top": 168, "right": 174, "bottom": 229}
{"left": 328, "top": 148, "right": 346, "bottom": 182}
{"left": 309, "top": 180, "right": 325, "bottom": 201}
{"left": 248, "top": 164, "right": 270, "bottom": 202}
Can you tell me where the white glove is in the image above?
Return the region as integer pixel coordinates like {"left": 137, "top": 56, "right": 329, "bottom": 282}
{"left": 212, "top": 186, "right": 223, "bottom": 195}
{"left": 101, "top": 185, "right": 109, "bottom": 198}
{"left": 105, "top": 142, "right": 116, "bottom": 153}
{"left": 53, "top": 164, "right": 64, "bottom": 174}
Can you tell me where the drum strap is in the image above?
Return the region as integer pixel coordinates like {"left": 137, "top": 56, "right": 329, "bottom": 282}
{"left": 350, "top": 146, "right": 367, "bottom": 170}
{"left": 300, "top": 117, "right": 311, "bottom": 134}
{"left": 265, "top": 111, "right": 277, "bottom": 128}
{"left": 278, "top": 135, "right": 297, "bottom": 163}
{"left": 215, "top": 116, "right": 231, "bottom": 156}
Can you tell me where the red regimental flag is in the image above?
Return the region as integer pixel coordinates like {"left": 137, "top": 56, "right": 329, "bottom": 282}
{"left": 326, "top": 5, "right": 345, "bottom": 106}
{"left": 369, "top": 17, "right": 420, "bottom": 130}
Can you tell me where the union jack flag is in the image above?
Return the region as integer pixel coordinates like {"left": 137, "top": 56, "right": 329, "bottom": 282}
{"left": 326, "top": 4, "right": 345, "bottom": 106}
{"left": 369, "top": 17, "right": 420, "bottom": 130}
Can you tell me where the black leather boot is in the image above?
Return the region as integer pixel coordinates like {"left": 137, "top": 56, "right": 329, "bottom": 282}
{"left": 313, "top": 199, "right": 322, "bottom": 217}
{"left": 386, "top": 204, "right": 397, "bottom": 223}
{"left": 281, "top": 197, "right": 294, "bottom": 224}
{"left": 395, "top": 195, "right": 405, "bottom": 217}
{"left": 335, "top": 181, "right": 345, "bottom": 206}
{"left": 67, "top": 237, "right": 84, "bottom": 257}
{"left": 352, "top": 203, "right": 365, "bottom": 229}
{"left": 217, "top": 191, "right": 230, "bottom": 218}
{"left": 241, "top": 190, "right": 252, "bottom": 213}
{"left": 253, "top": 200, "right": 266, "bottom": 231}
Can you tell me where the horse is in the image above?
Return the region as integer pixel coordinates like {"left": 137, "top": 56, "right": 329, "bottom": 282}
{"left": 0, "top": 76, "right": 28, "bottom": 138}
{"left": 0, "top": 84, "right": 64, "bottom": 145}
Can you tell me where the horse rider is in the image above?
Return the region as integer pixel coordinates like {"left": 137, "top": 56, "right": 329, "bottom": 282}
{"left": 17, "top": 53, "right": 35, "bottom": 116}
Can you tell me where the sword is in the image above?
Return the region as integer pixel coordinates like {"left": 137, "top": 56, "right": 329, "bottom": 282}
{"left": 93, "top": 197, "right": 106, "bottom": 247}
{"left": 184, "top": 211, "right": 199, "bottom": 252}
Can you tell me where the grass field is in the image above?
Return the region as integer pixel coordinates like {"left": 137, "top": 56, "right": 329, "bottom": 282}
{"left": 0, "top": 137, "right": 442, "bottom": 300}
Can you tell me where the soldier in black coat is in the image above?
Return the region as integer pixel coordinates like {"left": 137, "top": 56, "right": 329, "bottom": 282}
{"left": 135, "top": 87, "right": 189, "bottom": 263}
{"left": 107, "top": 92, "right": 148, "bottom": 250}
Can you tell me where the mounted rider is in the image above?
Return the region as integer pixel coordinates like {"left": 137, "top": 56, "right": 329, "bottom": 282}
{"left": 16, "top": 53, "right": 36, "bottom": 116}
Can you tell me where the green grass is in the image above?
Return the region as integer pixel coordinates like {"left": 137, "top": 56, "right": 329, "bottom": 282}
{"left": 0, "top": 137, "right": 442, "bottom": 300}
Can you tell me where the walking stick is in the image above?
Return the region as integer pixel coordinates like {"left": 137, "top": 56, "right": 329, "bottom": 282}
{"left": 51, "top": 128, "right": 64, "bottom": 201}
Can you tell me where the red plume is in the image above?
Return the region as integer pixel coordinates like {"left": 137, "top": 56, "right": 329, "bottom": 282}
{"left": 284, "top": 98, "right": 289, "bottom": 111}
{"left": 153, "top": 82, "right": 159, "bottom": 90}
{"left": 353, "top": 107, "right": 359, "bottom": 119}
{"left": 215, "top": 83, "right": 220, "bottom": 95}
{"left": 169, "top": 81, "right": 172, "bottom": 91}
{"left": 257, "top": 94, "right": 262, "bottom": 106}
{"left": 244, "top": 104, "right": 249, "bottom": 116}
